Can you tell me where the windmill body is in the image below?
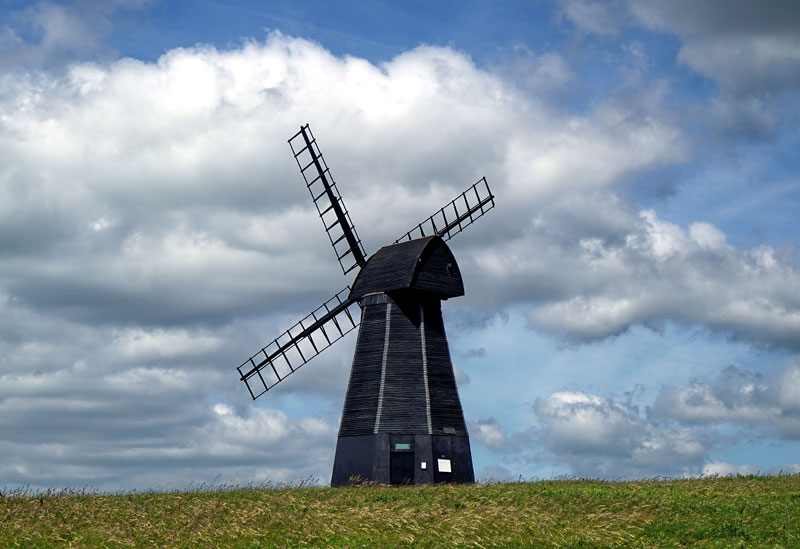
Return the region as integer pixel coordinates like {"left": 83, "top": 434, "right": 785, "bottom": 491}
{"left": 333, "top": 236, "right": 473, "bottom": 485}
{"left": 235, "top": 125, "right": 494, "bottom": 486}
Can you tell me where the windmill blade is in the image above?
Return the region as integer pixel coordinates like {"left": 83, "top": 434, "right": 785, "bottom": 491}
{"left": 395, "top": 177, "right": 495, "bottom": 244}
{"left": 237, "top": 287, "right": 361, "bottom": 400}
{"left": 289, "top": 125, "right": 367, "bottom": 275}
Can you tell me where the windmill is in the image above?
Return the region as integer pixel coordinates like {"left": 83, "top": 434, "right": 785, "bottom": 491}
{"left": 236, "top": 124, "right": 495, "bottom": 486}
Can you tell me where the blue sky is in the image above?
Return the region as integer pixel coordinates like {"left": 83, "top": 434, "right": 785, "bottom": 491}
{"left": 1, "top": 0, "right": 799, "bottom": 490}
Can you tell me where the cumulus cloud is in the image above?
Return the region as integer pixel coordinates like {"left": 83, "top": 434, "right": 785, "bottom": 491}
{"left": 470, "top": 417, "right": 507, "bottom": 451}
{"left": 534, "top": 391, "right": 713, "bottom": 478}
{"left": 559, "top": 0, "right": 800, "bottom": 137}
{"left": 8, "top": 29, "right": 763, "bottom": 346}
{"left": 0, "top": 33, "right": 524, "bottom": 327}
{"left": 650, "top": 362, "right": 800, "bottom": 438}
{"left": 0, "top": 320, "right": 338, "bottom": 491}
{"left": 629, "top": 0, "right": 800, "bottom": 97}
{"left": 1, "top": 20, "right": 798, "bottom": 489}
{"left": 471, "top": 371, "right": 800, "bottom": 480}
{"left": 510, "top": 364, "right": 800, "bottom": 479}
{"left": 0, "top": 289, "right": 347, "bottom": 489}
{"left": 561, "top": 0, "right": 800, "bottom": 97}
{"left": 483, "top": 208, "right": 800, "bottom": 349}
{"left": 0, "top": 0, "right": 153, "bottom": 70}
{"left": 496, "top": 47, "right": 575, "bottom": 100}
{"left": 636, "top": 1, "right": 800, "bottom": 137}
{"left": 0, "top": 396, "right": 336, "bottom": 490}
{"left": 702, "top": 461, "right": 760, "bottom": 477}
{"left": 452, "top": 363, "right": 471, "bottom": 386}
{"left": 558, "top": 0, "right": 624, "bottom": 37}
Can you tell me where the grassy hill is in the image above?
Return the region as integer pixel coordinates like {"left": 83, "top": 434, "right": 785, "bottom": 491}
{"left": 3, "top": 475, "right": 799, "bottom": 547}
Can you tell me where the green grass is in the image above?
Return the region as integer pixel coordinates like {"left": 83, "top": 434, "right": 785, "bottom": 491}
{"left": 3, "top": 475, "right": 799, "bottom": 547}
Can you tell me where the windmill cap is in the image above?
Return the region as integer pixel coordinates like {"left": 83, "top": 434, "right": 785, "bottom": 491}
{"left": 349, "top": 235, "right": 464, "bottom": 300}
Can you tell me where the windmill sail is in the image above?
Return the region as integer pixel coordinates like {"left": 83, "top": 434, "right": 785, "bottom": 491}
{"left": 237, "top": 287, "right": 361, "bottom": 399}
{"left": 395, "top": 177, "right": 495, "bottom": 243}
{"left": 289, "top": 125, "right": 367, "bottom": 275}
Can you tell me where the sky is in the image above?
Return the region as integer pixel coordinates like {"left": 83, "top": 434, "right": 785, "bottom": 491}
{"left": 1, "top": 0, "right": 799, "bottom": 491}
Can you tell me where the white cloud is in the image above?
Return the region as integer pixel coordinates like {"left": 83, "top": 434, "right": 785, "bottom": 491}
{"left": 557, "top": 1, "right": 800, "bottom": 137}
{"left": 785, "top": 461, "right": 800, "bottom": 474}
{"left": 535, "top": 391, "right": 712, "bottom": 477}
{"left": 702, "top": 462, "right": 760, "bottom": 477}
{"left": 470, "top": 417, "right": 507, "bottom": 450}
{"left": 537, "top": 392, "right": 640, "bottom": 455}
{"left": 205, "top": 404, "right": 332, "bottom": 454}
{"left": 0, "top": 353, "right": 337, "bottom": 490}
{"left": 498, "top": 47, "right": 575, "bottom": 98}
{"left": 558, "top": 0, "right": 623, "bottom": 37}
{"left": 650, "top": 363, "right": 800, "bottom": 438}
{"left": 0, "top": 1, "right": 152, "bottom": 69}
{"left": 0, "top": 33, "right": 524, "bottom": 326}
{"left": 114, "top": 327, "right": 222, "bottom": 360}
{"left": 1, "top": 20, "right": 798, "bottom": 489}
{"left": 0, "top": 285, "right": 346, "bottom": 490}
{"left": 462, "top": 368, "right": 799, "bottom": 481}
{"left": 558, "top": 0, "right": 800, "bottom": 98}
{"left": 509, "top": 209, "right": 800, "bottom": 349}
{"left": 629, "top": 0, "right": 800, "bottom": 96}
{"left": 4, "top": 30, "right": 741, "bottom": 348}
{"left": 688, "top": 221, "right": 728, "bottom": 250}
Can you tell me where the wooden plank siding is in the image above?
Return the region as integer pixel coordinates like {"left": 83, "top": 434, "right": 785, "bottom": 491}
{"left": 350, "top": 236, "right": 464, "bottom": 300}
{"left": 424, "top": 300, "right": 469, "bottom": 437}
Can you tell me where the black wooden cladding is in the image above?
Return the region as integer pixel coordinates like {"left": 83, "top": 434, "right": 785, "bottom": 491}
{"left": 288, "top": 125, "right": 367, "bottom": 275}
{"left": 331, "top": 433, "right": 474, "bottom": 486}
{"left": 395, "top": 177, "right": 495, "bottom": 244}
{"left": 349, "top": 236, "right": 464, "bottom": 300}
{"left": 378, "top": 298, "right": 429, "bottom": 434}
{"left": 424, "top": 301, "right": 469, "bottom": 435}
{"left": 337, "top": 302, "right": 385, "bottom": 434}
{"left": 412, "top": 241, "right": 464, "bottom": 297}
{"left": 338, "top": 292, "right": 468, "bottom": 438}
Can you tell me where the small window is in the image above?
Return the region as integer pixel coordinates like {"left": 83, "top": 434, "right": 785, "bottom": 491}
{"left": 437, "top": 459, "right": 452, "bottom": 473}
{"left": 420, "top": 461, "right": 427, "bottom": 470}
{"left": 443, "top": 426, "right": 456, "bottom": 434}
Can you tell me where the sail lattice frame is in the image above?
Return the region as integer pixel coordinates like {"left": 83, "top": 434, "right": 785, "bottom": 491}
{"left": 289, "top": 125, "right": 367, "bottom": 275}
{"left": 395, "top": 177, "right": 495, "bottom": 244}
{"left": 238, "top": 287, "right": 361, "bottom": 399}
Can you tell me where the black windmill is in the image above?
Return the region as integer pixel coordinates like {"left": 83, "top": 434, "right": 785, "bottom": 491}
{"left": 236, "top": 125, "right": 495, "bottom": 486}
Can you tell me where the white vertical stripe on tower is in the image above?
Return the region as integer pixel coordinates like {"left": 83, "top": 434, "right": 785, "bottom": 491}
{"left": 420, "top": 303, "right": 433, "bottom": 435}
{"left": 373, "top": 303, "right": 392, "bottom": 434}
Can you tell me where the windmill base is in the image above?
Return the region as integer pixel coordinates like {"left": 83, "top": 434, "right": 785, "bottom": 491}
{"left": 331, "top": 433, "right": 474, "bottom": 486}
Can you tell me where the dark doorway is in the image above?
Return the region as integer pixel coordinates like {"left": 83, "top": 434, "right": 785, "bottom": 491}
{"left": 390, "top": 452, "right": 415, "bottom": 485}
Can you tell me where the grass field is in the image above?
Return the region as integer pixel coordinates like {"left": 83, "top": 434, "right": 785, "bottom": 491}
{"left": 3, "top": 475, "right": 799, "bottom": 547}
